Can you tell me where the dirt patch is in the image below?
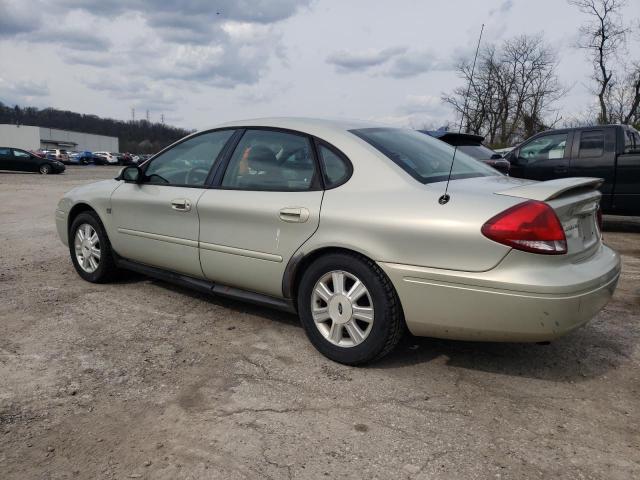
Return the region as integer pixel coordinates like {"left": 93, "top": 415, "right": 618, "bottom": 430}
{"left": 1, "top": 167, "right": 639, "bottom": 479}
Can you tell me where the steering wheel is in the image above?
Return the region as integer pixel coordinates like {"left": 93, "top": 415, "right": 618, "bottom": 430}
{"left": 185, "top": 167, "right": 210, "bottom": 185}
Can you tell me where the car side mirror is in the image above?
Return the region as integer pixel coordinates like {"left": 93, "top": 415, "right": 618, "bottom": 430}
{"left": 119, "top": 166, "right": 142, "bottom": 183}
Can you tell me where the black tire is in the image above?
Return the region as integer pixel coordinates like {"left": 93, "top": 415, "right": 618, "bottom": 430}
{"left": 297, "top": 252, "right": 404, "bottom": 365}
{"left": 69, "top": 211, "right": 119, "bottom": 283}
{"left": 39, "top": 164, "right": 52, "bottom": 174}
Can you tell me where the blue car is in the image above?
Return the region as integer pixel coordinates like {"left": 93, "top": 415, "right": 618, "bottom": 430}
{"left": 69, "top": 151, "right": 96, "bottom": 165}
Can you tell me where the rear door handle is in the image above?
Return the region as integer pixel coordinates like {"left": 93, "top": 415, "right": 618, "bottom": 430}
{"left": 171, "top": 199, "right": 191, "bottom": 212}
{"left": 279, "top": 207, "right": 310, "bottom": 223}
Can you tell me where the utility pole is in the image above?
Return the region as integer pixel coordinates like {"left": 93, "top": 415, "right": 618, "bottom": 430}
{"left": 161, "top": 114, "right": 165, "bottom": 125}
{"left": 131, "top": 107, "right": 135, "bottom": 122}
{"left": 146, "top": 109, "right": 150, "bottom": 122}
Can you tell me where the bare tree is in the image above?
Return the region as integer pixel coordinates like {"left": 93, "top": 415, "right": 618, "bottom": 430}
{"left": 570, "top": 0, "right": 630, "bottom": 123}
{"left": 443, "top": 35, "right": 564, "bottom": 147}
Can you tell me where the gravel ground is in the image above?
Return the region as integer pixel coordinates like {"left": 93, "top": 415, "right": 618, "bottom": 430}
{"left": 0, "top": 166, "right": 639, "bottom": 480}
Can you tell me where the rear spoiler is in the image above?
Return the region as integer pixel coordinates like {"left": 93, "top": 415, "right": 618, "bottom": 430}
{"left": 496, "top": 177, "right": 603, "bottom": 201}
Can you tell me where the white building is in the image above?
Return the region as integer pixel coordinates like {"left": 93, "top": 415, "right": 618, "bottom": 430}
{"left": 0, "top": 124, "right": 119, "bottom": 152}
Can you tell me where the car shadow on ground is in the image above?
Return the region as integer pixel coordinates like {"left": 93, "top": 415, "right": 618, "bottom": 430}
{"left": 372, "top": 327, "right": 631, "bottom": 383}
{"left": 114, "top": 273, "right": 632, "bottom": 384}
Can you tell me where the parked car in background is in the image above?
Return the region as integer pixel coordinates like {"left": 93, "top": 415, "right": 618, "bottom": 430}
{"left": 421, "top": 130, "right": 511, "bottom": 174}
{"left": 119, "top": 153, "right": 135, "bottom": 165}
{"left": 46, "top": 149, "right": 70, "bottom": 163}
{"left": 0, "top": 147, "right": 65, "bottom": 174}
{"left": 93, "top": 151, "right": 119, "bottom": 165}
{"left": 55, "top": 118, "right": 619, "bottom": 364}
{"left": 506, "top": 124, "right": 640, "bottom": 215}
{"left": 69, "top": 151, "right": 98, "bottom": 165}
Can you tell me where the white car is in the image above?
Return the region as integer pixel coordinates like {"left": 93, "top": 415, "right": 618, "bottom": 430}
{"left": 47, "top": 149, "right": 70, "bottom": 163}
{"left": 93, "top": 152, "right": 119, "bottom": 165}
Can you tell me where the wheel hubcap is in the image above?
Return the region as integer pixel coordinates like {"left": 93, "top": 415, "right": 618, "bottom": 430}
{"left": 311, "top": 270, "right": 374, "bottom": 347}
{"left": 74, "top": 223, "right": 101, "bottom": 273}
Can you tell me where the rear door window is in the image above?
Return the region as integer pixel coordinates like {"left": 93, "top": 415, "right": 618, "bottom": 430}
{"left": 578, "top": 130, "right": 604, "bottom": 158}
{"left": 221, "top": 129, "right": 317, "bottom": 191}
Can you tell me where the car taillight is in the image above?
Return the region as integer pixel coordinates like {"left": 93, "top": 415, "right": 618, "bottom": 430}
{"left": 481, "top": 200, "right": 567, "bottom": 255}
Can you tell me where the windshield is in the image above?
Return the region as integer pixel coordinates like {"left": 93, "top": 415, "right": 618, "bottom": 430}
{"left": 351, "top": 128, "right": 499, "bottom": 183}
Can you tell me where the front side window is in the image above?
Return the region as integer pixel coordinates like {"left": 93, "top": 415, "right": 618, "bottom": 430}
{"left": 579, "top": 130, "right": 604, "bottom": 158}
{"left": 144, "top": 129, "right": 235, "bottom": 186}
{"left": 12, "top": 149, "right": 30, "bottom": 158}
{"left": 519, "top": 133, "right": 568, "bottom": 164}
{"left": 222, "top": 129, "right": 316, "bottom": 191}
{"left": 351, "top": 128, "right": 497, "bottom": 184}
{"left": 318, "top": 144, "right": 350, "bottom": 187}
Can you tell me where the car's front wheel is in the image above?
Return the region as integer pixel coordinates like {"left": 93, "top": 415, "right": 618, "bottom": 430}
{"left": 39, "top": 164, "right": 51, "bottom": 174}
{"left": 298, "top": 252, "right": 404, "bottom": 365}
{"left": 69, "top": 212, "right": 119, "bottom": 283}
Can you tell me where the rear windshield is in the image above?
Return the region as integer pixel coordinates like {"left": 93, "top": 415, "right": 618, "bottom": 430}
{"left": 458, "top": 144, "right": 500, "bottom": 160}
{"left": 351, "top": 128, "right": 499, "bottom": 184}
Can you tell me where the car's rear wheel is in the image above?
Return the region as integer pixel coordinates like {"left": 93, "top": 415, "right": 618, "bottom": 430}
{"left": 298, "top": 252, "right": 404, "bottom": 365}
{"left": 69, "top": 212, "right": 119, "bottom": 283}
{"left": 39, "top": 164, "right": 51, "bottom": 174}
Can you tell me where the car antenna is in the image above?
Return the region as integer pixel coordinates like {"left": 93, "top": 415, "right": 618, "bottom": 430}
{"left": 439, "top": 23, "right": 485, "bottom": 206}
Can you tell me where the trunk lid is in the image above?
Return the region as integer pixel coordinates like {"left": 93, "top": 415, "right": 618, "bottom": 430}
{"left": 496, "top": 177, "right": 603, "bottom": 258}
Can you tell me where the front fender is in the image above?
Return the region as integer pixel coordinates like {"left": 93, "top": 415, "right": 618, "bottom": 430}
{"left": 55, "top": 179, "right": 121, "bottom": 246}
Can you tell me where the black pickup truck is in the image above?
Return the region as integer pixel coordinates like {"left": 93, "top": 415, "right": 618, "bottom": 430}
{"left": 506, "top": 124, "right": 640, "bottom": 215}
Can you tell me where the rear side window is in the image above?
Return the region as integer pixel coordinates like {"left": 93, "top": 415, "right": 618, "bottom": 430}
{"left": 0, "top": 148, "right": 11, "bottom": 156}
{"left": 222, "top": 129, "right": 317, "bottom": 191}
{"left": 318, "top": 144, "right": 350, "bottom": 188}
{"left": 579, "top": 130, "right": 604, "bottom": 158}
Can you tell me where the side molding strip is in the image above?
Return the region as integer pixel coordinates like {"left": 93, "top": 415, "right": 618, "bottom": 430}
{"left": 199, "top": 241, "right": 283, "bottom": 263}
{"left": 117, "top": 228, "right": 198, "bottom": 248}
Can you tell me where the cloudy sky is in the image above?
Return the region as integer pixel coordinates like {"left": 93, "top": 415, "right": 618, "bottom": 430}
{"left": 0, "top": 0, "right": 639, "bottom": 130}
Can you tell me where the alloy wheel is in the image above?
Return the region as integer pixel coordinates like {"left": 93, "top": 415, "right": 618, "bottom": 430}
{"left": 310, "top": 270, "right": 374, "bottom": 347}
{"left": 74, "top": 223, "right": 101, "bottom": 273}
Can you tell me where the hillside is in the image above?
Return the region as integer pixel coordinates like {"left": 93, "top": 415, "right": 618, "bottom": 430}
{"left": 0, "top": 103, "right": 192, "bottom": 153}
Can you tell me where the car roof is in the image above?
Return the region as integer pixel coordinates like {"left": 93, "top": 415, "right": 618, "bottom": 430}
{"left": 210, "top": 117, "right": 387, "bottom": 137}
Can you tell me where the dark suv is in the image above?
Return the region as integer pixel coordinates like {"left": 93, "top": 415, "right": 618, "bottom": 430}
{"left": 506, "top": 125, "right": 640, "bottom": 215}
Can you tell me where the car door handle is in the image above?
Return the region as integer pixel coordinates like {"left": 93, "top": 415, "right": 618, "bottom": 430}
{"left": 171, "top": 199, "right": 191, "bottom": 212}
{"left": 554, "top": 166, "right": 569, "bottom": 174}
{"left": 279, "top": 207, "right": 309, "bottom": 223}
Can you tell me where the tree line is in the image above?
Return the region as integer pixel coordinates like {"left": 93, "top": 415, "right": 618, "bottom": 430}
{"left": 443, "top": 0, "right": 640, "bottom": 148}
{"left": 0, "top": 102, "right": 191, "bottom": 154}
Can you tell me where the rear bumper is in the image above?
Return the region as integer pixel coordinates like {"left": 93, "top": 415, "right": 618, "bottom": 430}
{"left": 379, "top": 245, "right": 621, "bottom": 342}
